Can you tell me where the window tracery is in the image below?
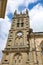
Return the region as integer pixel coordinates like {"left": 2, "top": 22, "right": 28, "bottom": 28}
{"left": 12, "top": 53, "right": 22, "bottom": 65}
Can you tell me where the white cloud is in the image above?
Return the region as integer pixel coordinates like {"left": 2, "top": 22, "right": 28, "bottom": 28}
{"left": 22, "top": 4, "right": 43, "bottom": 32}
{"left": 0, "top": 16, "right": 11, "bottom": 61}
{"left": 26, "top": 0, "right": 37, "bottom": 3}
{"left": 0, "top": 51, "right": 2, "bottom": 62}
{"left": 29, "top": 4, "right": 43, "bottom": 32}
{"left": 0, "top": 17, "right": 11, "bottom": 50}
{"left": 6, "top": 0, "right": 24, "bottom": 15}
{"left": 6, "top": 0, "right": 38, "bottom": 15}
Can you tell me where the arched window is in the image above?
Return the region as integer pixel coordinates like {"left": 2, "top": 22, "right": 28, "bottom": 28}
{"left": 41, "top": 41, "right": 43, "bottom": 55}
{"left": 17, "top": 22, "right": 24, "bottom": 27}
{"left": 12, "top": 53, "right": 22, "bottom": 65}
{"left": 17, "top": 19, "right": 24, "bottom": 27}
{"left": 15, "top": 31, "right": 24, "bottom": 46}
{"left": 15, "top": 37, "right": 23, "bottom": 46}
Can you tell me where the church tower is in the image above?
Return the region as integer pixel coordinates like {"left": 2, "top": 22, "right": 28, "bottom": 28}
{"left": 1, "top": 9, "right": 30, "bottom": 65}
{"left": 1, "top": 10, "right": 43, "bottom": 65}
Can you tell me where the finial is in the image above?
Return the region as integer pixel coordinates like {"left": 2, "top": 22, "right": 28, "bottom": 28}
{"left": 29, "top": 28, "right": 33, "bottom": 34}
{"left": 26, "top": 9, "right": 28, "bottom": 15}
{"left": 14, "top": 10, "right": 17, "bottom": 15}
{"left": 20, "top": 11, "right": 22, "bottom": 15}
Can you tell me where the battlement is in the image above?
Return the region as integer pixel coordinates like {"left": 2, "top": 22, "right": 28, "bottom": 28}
{"left": 12, "top": 9, "right": 29, "bottom": 19}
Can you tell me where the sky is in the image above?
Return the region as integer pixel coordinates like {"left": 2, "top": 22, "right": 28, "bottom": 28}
{"left": 0, "top": 0, "right": 43, "bottom": 61}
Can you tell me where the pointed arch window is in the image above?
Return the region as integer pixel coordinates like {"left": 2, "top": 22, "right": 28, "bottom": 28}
{"left": 12, "top": 53, "right": 22, "bottom": 65}
{"left": 17, "top": 19, "right": 24, "bottom": 27}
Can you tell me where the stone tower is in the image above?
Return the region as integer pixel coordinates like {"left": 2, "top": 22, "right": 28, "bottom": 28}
{"left": 1, "top": 10, "right": 43, "bottom": 65}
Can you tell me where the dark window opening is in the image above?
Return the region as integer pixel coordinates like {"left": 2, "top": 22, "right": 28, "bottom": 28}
{"left": 10, "top": 31, "right": 13, "bottom": 33}
{"left": 4, "top": 60, "right": 8, "bottom": 62}
{"left": 17, "top": 23, "right": 19, "bottom": 27}
{"left": 10, "top": 35, "right": 12, "bottom": 37}
{"left": 21, "top": 23, "right": 24, "bottom": 27}
{"left": 26, "top": 61, "right": 29, "bottom": 64}
{"left": 8, "top": 39, "right": 12, "bottom": 42}
{"left": 8, "top": 45, "right": 10, "bottom": 46}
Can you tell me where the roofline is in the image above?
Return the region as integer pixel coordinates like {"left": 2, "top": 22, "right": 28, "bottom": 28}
{"left": 29, "top": 32, "right": 43, "bottom": 38}
{"left": 33, "top": 32, "right": 43, "bottom": 33}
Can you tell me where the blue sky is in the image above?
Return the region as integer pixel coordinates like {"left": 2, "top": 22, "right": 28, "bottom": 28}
{"left": 28, "top": 0, "right": 43, "bottom": 10}
{"left": 0, "top": 0, "right": 43, "bottom": 61}
{"left": 7, "top": 0, "right": 43, "bottom": 20}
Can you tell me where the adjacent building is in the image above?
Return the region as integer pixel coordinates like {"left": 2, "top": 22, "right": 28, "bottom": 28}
{"left": 0, "top": 0, "right": 7, "bottom": 18}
